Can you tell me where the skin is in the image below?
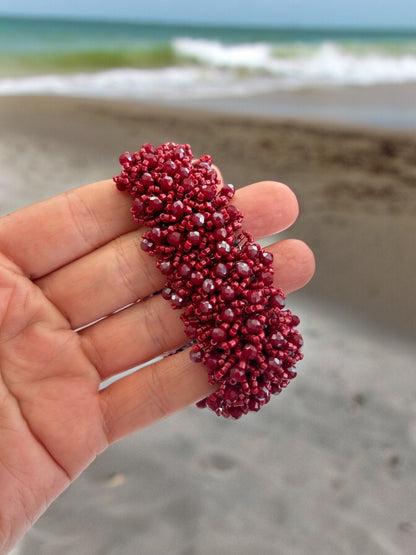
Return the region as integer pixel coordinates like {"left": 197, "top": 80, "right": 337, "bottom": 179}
{"left": 0, "top": 177, "right": 315, "bottom": 552}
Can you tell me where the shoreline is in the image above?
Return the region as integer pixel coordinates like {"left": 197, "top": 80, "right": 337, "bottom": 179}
{"left": 1, "top": 81, "right": 416, "bottom": 131}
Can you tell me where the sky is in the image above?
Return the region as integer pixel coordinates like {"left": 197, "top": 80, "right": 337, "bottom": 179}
{"left": 0, "top": 0, "right": 415, "bottom": 28}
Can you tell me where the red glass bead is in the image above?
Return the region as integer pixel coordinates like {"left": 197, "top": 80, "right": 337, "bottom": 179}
{"left": 190, "top": 349, "right": 203, "bottom": 363}
{"left": 211, "top": 327, "right": 227, "bottom": 342}
{"left": 247, "top": 289, "right": 263, "bottom": 304}
{"left": 213, "top": 227, "right": 228, "bottom": 241}
{"left": 221, "top": 285, "right": 236, "bottom": 301}
{"left": 188, "top": 231, "right": 201, "bottom": 245}
{"left": 221, "top": 182, "right": 235, "bottom": 197}
{"left": 172, "top": 200, "right": 185, "bottom": 217}
{"left": 223, "top": 386, "right": 239, "bottom": 403}
{"left": 246, "top": 317, "right": 262, "bottom": 334}
{"left": 261, "top": 251, "right": 274, "bottom": 265}
{"left": 202, "top": 279, "right": 215, "bottom": 294}
{"left": 242, "top": 343, "right": 258, "bottom": 360}
{"left": 167, "top": 231, "right": 182, "bottom": 246}
{"left": 214, "top": 263, "right": 228, "bottom": 278}
{"left": 191, "top": 213, "right": 205, "bottom": 227}
{"left": 148, "top": 196, "right": 163, "bottom": 212}
{"left": 205, "top": 354, "right": 220, "bottom": 371}
{"left": 270, "top": 294, "right": 286, "bottom": 309}
{"left": 178, "top": 263, "right": 191, "bottom": 277}
{"left": 199, "top": 300, "right": 213, "bottom": 314}
{"left": 221, "top": 307, "right": 235, "bottom": 323}
{"left": 245, "top": 243, "right": 260, "bottom": 260}
{"left": 259, "top": 270, "right": 274, "bottom": 285}
{"left": 164, "top": 160, "right": 177, "bottom": 175}
{"left": 132, "top": 198, "right": 145, "bottom": 215}
{"left": 229, "top": 366, "right": 246, "bottom": 383}
{"left": 161, "top": 287, "right": 172, "bottom": 300}
{"left": 159, "top": 260, "right": 173, "bottom": 275}
{"left": 140, "top": 238, "right": 154, "bottom": 252}
{"left": 159, "top": 176, "right": 174, "bottom": 192}
{"left": 150, "top": 226, "right": 163, "bottom": 243}
{"left": 182, "top": 177, "right": 196, "bottom": 192}
{"left": 270, "top": 331, "right": 285, "bottom": 348}
{"left": 119, "top": 151, "right": 133, "bottom": 166}
{"left": 190, "top": 271, "right": 204, "bottom": 286}
{"left": 267, "top": 357, "right": 282, "bottom": 372}
{"left": 171, "top": 293, "right": 185, "bottom": 308}
{"left": 236, "top": 261, "right": 251, "bottom": 278}
{"left": 216, "top": 241, "right": 231, "bottom": 256}
{"left": 212, "top": 212, "right": 225, "bottom": 227}
{"left": 141, "top": 172, "right": 154, "bottom": 187}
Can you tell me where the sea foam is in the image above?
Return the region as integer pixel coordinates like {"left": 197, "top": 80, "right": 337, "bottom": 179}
{"left": 1, "top": 38, "right": 416, "bottom": 99}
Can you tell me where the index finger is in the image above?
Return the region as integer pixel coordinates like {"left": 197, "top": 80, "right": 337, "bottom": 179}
{"left": 0, "top": 179, "right": 136, "bottom": 279}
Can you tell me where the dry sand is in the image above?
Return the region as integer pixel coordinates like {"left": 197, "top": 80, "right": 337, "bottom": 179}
{"left": 1, "top": 95, "right": 415, "bottom": 554}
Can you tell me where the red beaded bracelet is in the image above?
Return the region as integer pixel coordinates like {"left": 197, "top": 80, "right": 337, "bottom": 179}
{"left": 114, "top": 142, "right": 303, "bottom": 419}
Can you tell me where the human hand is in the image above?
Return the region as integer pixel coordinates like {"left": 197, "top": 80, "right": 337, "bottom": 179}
{"left": 0, "top": 176, "right": 314, "bottom": 552}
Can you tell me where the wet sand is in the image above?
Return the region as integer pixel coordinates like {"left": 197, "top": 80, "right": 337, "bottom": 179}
{"left": 1, "top": 95, "right": 415, "bottom": 554}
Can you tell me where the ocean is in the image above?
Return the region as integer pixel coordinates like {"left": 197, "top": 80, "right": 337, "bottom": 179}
{"left": 1, "top": 15, "right": 416, "bottom": 101}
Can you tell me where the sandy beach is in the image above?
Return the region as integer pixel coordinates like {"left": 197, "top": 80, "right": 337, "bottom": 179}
{"left": 1, "top": 94, "right": 416, "bottom": 554}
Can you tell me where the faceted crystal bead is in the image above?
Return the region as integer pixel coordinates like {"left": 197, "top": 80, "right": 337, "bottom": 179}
{"left": 202, "top": 279, "right": 215, "bottom": 294}
{"left": 167, "top": 231, "right": 182, "bottom": 246}
{"left": 214, "top": 263, "right": 228, "bottom": 278}
{"left": 269, "top": 331, "right": 285, "bottom": 348}
{"left": 221, "top": 183, "right": 235, "bottom": 197}
{"left": 172, "top": 200, "right": 185, "bottom": 217}
{"left": 140, "top": 238, "right": 154, "bottom": 252}
{"left": 163, "top": 160, "right": 176, "bottom": 175}
{"left": 236, "top": 261, "right": 251, "bottom": 278}
{"left": 216, "top": 241, "right": 231, "bottom": 256}
{"left": 221, "top": 285, "right": 235, "bottom": 301}
{"left": 221, "top": 307, "right": 235, "bottom": 323}
{"left": 246, "top": 318, "right": 262, "bottom": 334}
{"left": 191, "top": 213, "right": 205, "bottom": 227}
{"left": 171, "top": 293, "right": 185, "bottom": 308}
{"left": 141, "top": 172, "right": 154, "bottom": 187}
{"left": 245, "top": 243, "right": 260, "bottom": 260}
{"left": 213, "top": 227, "right": 227, "bottom": 241}
{"left": 190, "top": 349, "right": 203, "bottom": 363}
{"left": 212, "top": 212, "right": 225, "bottom": 227}
{"left": 188, "top": 231, "right": 201, "bottom": 245}
{"left": 270, "top": 294, "right": 286, "bottom": 309}
{"left": 267, "top": 357, "right": 282, "bottom": 372}
{"left": 178, "top": 263, "right": 191, "bottom": 277}
{"left": 158, "top": 260, "right": 173, "bottom": 275}
{"left": 119, "top": 151, "right": 133, "bottom": 166}
{"left": 190, "top": 271, "right": 204, "bottom": 286}
{"left": 159, "top": 176, "right": 173, "bottom": 192}
{"left": 261, "top": 251, "right": 274, "bottom": 265}
{"left": 211, "top": 327, "right": 227, "bottom": 342}
{"left": 199, "top": 300, "right": 213, "bottom": 314}
{"left": 149, "top": 226, "right": 163, "bottom": 243}
{"left": 229, "top": 366, "right": 246, "bottom": 383}
{"left": 242, "top": 343, "right": 258, "bottom": 360}
{"left": 247, "top": 289, "right": 263, "bottom": 304}
{"left": 148, "top": 196, "right": 163, "bottom": 212}
{"left": 259, "top": 270, "right": 274, "bottom": 285}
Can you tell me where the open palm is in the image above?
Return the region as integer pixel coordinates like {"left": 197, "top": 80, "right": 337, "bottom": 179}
{"left": 0, "top": 177, "right": 314, "bottom": 552}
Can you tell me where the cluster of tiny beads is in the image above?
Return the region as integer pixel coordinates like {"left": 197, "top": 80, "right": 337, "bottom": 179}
{"left": 114, "top": 142, "right": 303, "bottom": 419}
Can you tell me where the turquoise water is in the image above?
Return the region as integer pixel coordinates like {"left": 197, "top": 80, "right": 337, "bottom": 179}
{"left": 1, "top": 16, "right": 416, "bottom": 98}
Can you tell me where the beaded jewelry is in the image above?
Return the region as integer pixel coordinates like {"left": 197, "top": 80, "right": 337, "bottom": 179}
{"left": 114, "top": 142, "right": 303, "bottom": 419}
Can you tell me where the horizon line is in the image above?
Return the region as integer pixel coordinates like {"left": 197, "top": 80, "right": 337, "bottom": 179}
{"left": 1, "top": 11, "right": 416, "bottom": 33}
